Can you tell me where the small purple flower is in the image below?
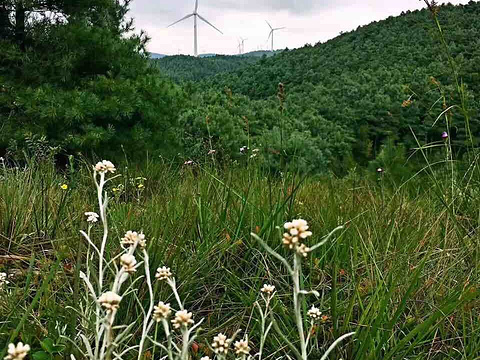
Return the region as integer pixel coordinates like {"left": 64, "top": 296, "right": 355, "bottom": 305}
{"left": 441, "top": 132, "right": 448, "bottom": 140}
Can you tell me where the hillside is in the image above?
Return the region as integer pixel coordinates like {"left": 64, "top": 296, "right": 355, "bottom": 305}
{"left": 191, "top": 1, "right": 480, "bottom": 166}
{"left": 153, "top": 54, "right": 261, "bottom": 82}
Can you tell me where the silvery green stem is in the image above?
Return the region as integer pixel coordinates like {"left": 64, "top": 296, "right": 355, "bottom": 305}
{"left": 293, "top": 254, "right": 307, "bottom": 360}
{"left": 168, "top": 278, "right": 184, "bottom": 310}
{"left": 137, "top": 249, "right": 155, "bottom": 360}
{"left": 180, "top": 328, "right": 189, "bottom": 360}
{"left": 319, "top": 332, "right": 355, "bottom": 360}
{"left": 161, "top": 319, "right": 174, "bottom": 360}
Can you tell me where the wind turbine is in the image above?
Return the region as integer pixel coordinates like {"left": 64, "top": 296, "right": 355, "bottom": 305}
{"left": 266, "top": 21, "right": 285, "bottom": 52}
{"left": 240, "top": 37, "right": 247, "bottom": 54}
{"left": 168, "top": 0, "right": 223, "bottom": 57}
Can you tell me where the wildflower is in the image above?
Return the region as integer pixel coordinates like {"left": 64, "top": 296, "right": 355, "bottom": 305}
{"left": 234, "top": 339, "right": 251, "bottom": 356}
{"left": 307, "top": 305, "right": 322, "bottom": 320}
{"left": 0, "top": 272, "right": 9, "bottom": 288}
{"left": 60, "top": 184, "right": 68, "bottom": 190}
{"left": 113, "top": 187, "right": 120, "bottom": 193}
{"left": 200, "top": 358, "right": 211, "bottom": 360}
{"left": 172, "top": 310, "right": 194, "bottom": 329}
{"left": 120, "top": 254, "right": 137, "bottom": 274}
{"left": 121, "top": 231, "right": 146, "bottom": 248}
{"left": 153, "top": 301, "right": 172, "bottom": 321}
{"left": 94, "top": 160, "right": 116, "bottom": 174}
{"left": 138, "top": 184, "right": 144, "bottom": 189}
{"left": 442, "top": 131, "right": 449, "bottom": 140}
{"left": 260, "top": 284, "right": 275, "bottom": 295}
{"left": 377, "top": 168, "right": 384, "bottom": 174}
{"left": 85, "top": 212, "right": 99, "bottom": 223}
{"left": 282, "top": 219, "right": 312, "bottom": 250}
{"left": 98, "top": 291, "right": 122, "bottom": 312}
{"left": 296, "top": 244, "right": 311, "bottom": 257}
{"left": 250, "top": 153, "right": 257, "bottom": 159}
{"left": 155, "top": 266, "right": 173, "bottom": 281}
{"left": 240, "top": 146, "right": 248, "bottom": 154}
{"left": 252, "top": 148, "right": 260, "bottom": 153}
{"left": 208, "top": 149, "right": 216, "bottom": 155}
{"left": 401, "top": 99, "right": 412, "bottom": 108}
{"left": 212, "top": 333, "right": 232, "bottom": 355}
{"left": 4, "top": 342, "right": 30, "bottom": 360}
{"left": 184, "top": 160, "right": 194, "bottom": 165}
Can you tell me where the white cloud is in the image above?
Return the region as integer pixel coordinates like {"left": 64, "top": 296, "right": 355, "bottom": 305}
{"left": 128, "top": 0, "right": 473, "bottom": 55}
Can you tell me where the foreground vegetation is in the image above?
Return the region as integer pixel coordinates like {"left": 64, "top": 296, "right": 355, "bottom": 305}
{"left": 1, "top": 153, "right": 479, "bottom": 358}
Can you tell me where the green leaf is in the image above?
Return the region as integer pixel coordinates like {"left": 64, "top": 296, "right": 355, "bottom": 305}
{"left": 33, "top": 351, "right": 52, "bottom": 360}
{"left": 40, "top": 338, "right": 54, "bottom": 353}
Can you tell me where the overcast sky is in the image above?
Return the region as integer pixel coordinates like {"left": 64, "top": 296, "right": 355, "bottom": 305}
{"left": 129, "top": 0, "right": 472, "bottom": 56}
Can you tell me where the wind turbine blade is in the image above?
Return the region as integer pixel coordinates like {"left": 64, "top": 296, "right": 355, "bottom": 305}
{"left": 167, "top": 13, "right": 194, "bottom": 28}
{"left": 265, "top": 20, "right": 273, "bottom": 30}
{"left": 195, "top": 0, "right": 199, "bottom": 12}
{"left": 267, "top": 30, "right": 273, "bottom": 41}
{"left": 197, "top": 14, "right": 223, "bottom": 34}
{"left": 274, "top": 27, "right": 286, "bottom": 31}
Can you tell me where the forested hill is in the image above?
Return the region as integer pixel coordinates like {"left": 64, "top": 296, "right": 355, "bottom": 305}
{"left": 196, "top": 1, "right": 480, "bottom": 161}
{"left": 153, "top": 55, "right": 261, "bottom": 82}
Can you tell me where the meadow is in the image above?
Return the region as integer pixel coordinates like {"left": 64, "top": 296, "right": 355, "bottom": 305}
{"left": 1, "top": 152, "right": 479, "bottom": 359}
{"left": 2, "top": 1, "right": 480, "bottom": 359}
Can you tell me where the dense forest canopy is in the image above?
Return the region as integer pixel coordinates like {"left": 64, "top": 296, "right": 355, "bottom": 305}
{"left": 0, "top": 0, "right": 185, "bottom": 158}
{"left": 1, "top": 0, "right": 479, "bottom": 174}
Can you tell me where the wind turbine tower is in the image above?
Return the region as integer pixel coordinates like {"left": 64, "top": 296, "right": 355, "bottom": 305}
{"left": 240, "top": 37, "right": 247, "bottom": 54}
{"left": 168, "top": 0, "right": 223, "bottom": 57}
{"left": 266, "top": 21, "right": 285, "bottom": 52}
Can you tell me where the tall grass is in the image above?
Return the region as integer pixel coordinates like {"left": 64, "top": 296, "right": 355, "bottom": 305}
{"left": 1, "top": 156, "right": 479, "bottom": 359}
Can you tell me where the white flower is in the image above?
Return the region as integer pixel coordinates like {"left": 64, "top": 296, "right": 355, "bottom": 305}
{"left": 296, "top": 244, "right": 311, "bottom": 257}
{"left": 208, "top": 149, "right": 216, "bottom": 155}
{"left": 172, "top": 310, "right": 194, "bottom": 329}
{"left": 94, "top": 160, "right": 116, "bottom": 173}
{"left": 121, "top": 231, "right": 146, "bottom": 248}
{"left": 0, "top": 272, "right": 9, "bottom": 288}
{"left": 212, "top": 333, "right": 232, "bottom": 355}
{"left": 98, "top": 291, "right": 122, "bottom": 312}
{"left": 307, "top": 305, "right": 322, "bottom": 320}
{"left": 260, "top": 284, "right": 275, "bottom": 295}
{"left": 234, "top": 339, "right": 251, "bottom": 355}
{"left": 252, "top": 148, "right": 260, "bottom": 153}
{"left": 153, "top": 301, "right": 172, "bottom": 321}
{"left": 85, "top": 212, "right": 99, "bottom": 223}
{"left": 282, "top": 219, "right": 312, "bottom": 251}
{"left": 200, "top": 357, "right": 211, "bottom": 360}
{"left": 120, "top": 254, "right": 137, "bottom": 274}
{"left": 184, "top": 160, "right": 194, "bottom": 165}
{"left": 155, "top": 266, "right": 172, "bottom": 281}
{"left": 4, "top": 343, "right": 30, "bottom": 360}
{"left": 240, "top": 146, "right": 248, "bottom": 154}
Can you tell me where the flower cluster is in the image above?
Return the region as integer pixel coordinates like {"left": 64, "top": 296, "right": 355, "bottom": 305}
{"left": 234, "top": 339, "right": 251, "bottom": 356}
{"left": 212, "top": 333, "right": 232, "bottom": 355}
{"left": 120, "top": 254, "right": 137, "bottom": 274}
{"left": 0, "top": 272, "right": 9, "bottom": 289}
{"left": 98, "top": 291, "right": 122, "bottom": 312}
{"left": 85, "top": 212, "right": 99, "bottom": 223}
{"left": 5, "top": 343, "right": 30, "bottom": 360}
{"left": 172, "top": 310, "right": 194, "bottom": 329}
{"left": 307, "top": 305, "right": 322, "bottom": 320}
{"left": 155, "top": 266, "right": 172, "bottom": 281}
{"left": 94, "top": 160, "right": 116, "bottom": 174}
{"left": 121, "top": 231, "right": 146, "bottom": 249}
{"left": 282, "top": 219, "right": 313, "bottom": 257}
{"left": 260, "top": 284, "right": 275, "bottom": 295}
{"left": 153, "top": 302, "right": 172, "bottom": 322}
